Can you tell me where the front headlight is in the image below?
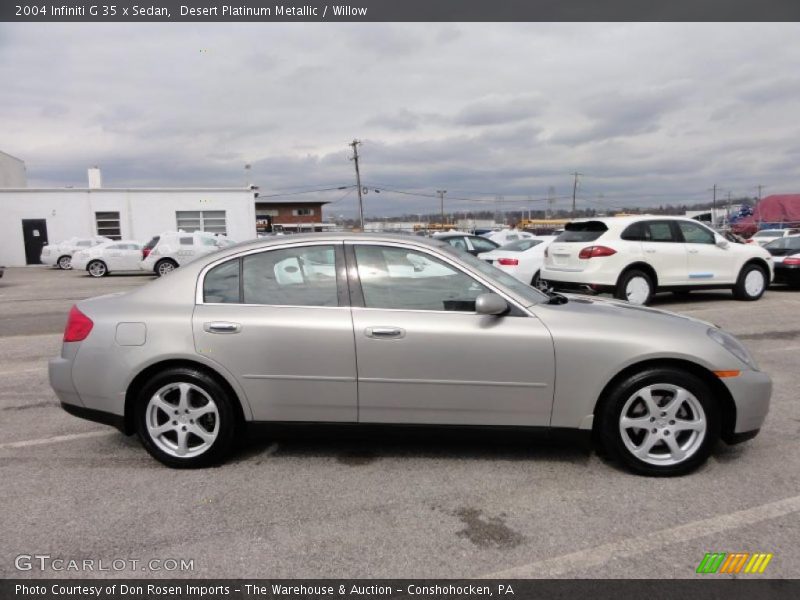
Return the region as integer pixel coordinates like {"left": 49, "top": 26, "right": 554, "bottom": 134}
{"left": 707, "top": 328, "right": 759, "bottom": 370}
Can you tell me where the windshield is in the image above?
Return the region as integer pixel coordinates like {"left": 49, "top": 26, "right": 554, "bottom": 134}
{"left": 500, "top": 239, "right": 543, "bottom": 252}
{"left": 440, "top": 244, "right": 549, "bottom": 305}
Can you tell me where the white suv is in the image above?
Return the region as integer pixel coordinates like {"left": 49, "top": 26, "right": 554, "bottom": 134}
{"left": 540, "top": 216, "right": 773, "bottom": 305}
{"left": 141, "top": 231, "right": 233, "bottom": 277}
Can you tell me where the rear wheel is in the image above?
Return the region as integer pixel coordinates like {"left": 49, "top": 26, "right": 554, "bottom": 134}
{"left": 615, "top": 269, "right": 654, "bottom": 305}
{"left": 733, "top": 263, "right": 767, "bottom": 301}
{"left": 135, "top": 368, "right": 238, "bottom": 468}
{"left": 596, "top": 367, "right": 719, "bottom": 476}
{"left": 57, "top": 255, "right": 72, "bottom": 270}
{"left": 87, "top": 260, "right": 107, "bottom": 278}
{"left": 155, "top": 258, "right": 178, "bottom": 277}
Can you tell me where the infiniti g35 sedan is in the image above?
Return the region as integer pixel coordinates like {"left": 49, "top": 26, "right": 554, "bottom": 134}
{"left": 49, "top": 234, "right": 771, "bottom": 475}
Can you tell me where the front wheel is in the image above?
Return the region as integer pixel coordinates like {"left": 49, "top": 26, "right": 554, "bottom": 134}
{"left": 155, "top": 258, "right": 178, "bottom": 277}
{"left": 615, "top": 269, "right": 654, "bottom": 305}
{"left": 733, "top": 264, "right": 767, "bottom": 301}
{"left": 596, "top": 368, "right": 719, "bottom": 476}
{"left": 87, "top": 260, "right": 107, "bottom": 278}
{"left": 135, "top": 368, "right": 238, "bottom": 468}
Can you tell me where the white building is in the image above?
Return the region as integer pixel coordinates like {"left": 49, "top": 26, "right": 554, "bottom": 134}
{"left": 0, "top": 168, "right": 257, "bottom": 266}
{"left": 0, "top": 151, "right": 27, "bottom": 188}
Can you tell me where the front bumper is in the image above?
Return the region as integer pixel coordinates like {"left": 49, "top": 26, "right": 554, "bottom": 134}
{"left": 721, "top": 369, "right": 771, "bottom": 437}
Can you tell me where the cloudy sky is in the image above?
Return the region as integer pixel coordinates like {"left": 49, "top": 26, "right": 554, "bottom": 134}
{"left": 2, "top": 22, "right": 799, "bottom": 216}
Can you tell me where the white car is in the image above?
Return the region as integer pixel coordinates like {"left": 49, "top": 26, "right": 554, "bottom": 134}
{"left": 483, "top": 229, "right": 535, "bottom": 245}
{"left": 478, "top": 237, "right": 554, "bottom": 286}
{"left": 39, "top": 237, "right": 110, "bottom": 269}
{"left": 72, "top": 240, "right": 144, "bottom": 277}
{"left": 750, "top": 228, "right": 800, "bottom": 246}
{"left": 540, "top": 216, "right": 773, "bottom": 305}
{"left": 141, "top": 231, "right": 233, "bottom": 277}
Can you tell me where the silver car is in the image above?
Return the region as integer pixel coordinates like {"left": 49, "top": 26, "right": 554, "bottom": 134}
{"left": 49, "top": 234, "right": 771, "bottom": 475}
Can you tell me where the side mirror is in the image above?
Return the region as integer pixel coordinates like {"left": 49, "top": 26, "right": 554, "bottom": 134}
{"left": 716, "top": 237, "right": 730, "bottom": 249}
{"left": 475, "top": 293, "right": 509, "bottom": 316}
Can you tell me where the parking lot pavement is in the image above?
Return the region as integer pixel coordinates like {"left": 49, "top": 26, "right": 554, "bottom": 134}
{"left": 0, "top": 266, "right": 798, "bottom": 579}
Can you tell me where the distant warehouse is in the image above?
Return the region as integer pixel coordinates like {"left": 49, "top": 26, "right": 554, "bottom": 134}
{"left": 0, "top": 164, "right": 257, "bottom": 267}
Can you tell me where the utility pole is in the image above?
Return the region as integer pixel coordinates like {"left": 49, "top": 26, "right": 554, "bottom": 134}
{"left": 711, "top": 183, "right": 717, "bottom": 227}
{"left": 349, "top": 140, "right": 364, "bottom": 230}
{"left": 547, "top": 186, "right": 555, "bottom": 220}
{"left": 726, "top": 191, "right": 732, "bottom": 227}
{"left": 437, "top": 190, "right": 447, "bottom": 226}
{"left": 571, "top": 172, "right": 582, "bottom": 218}
{"left": 755, "top": 184, "right": 765, "bottom": 228}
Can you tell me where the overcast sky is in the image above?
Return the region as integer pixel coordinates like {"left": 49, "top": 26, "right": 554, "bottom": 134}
{"left": 2, "top": 23, "right": 799, "bottom": 216}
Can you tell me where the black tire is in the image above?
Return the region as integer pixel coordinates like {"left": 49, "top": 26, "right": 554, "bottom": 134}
{"left": 87, "top": 260, "right": 108, "bottom": 278}
{"left": 57, "top": 255, "right": 72, "bottom": 270}
{"left": 672, "top": 290, "right": 691, "bottom": 298}
{"left": 595, "top": 367, "right": 720, "bottom": 476}
{"left": 732, "top": 263, "right": 768, "bottom": 301}
{"left": 135, "top": 367, "right": 238, "bottom": 468}
{"left": 614, "top": 269, "right": 654, "bottom": 305}
{"left": 155, "top": 258, "right": 178, "bottom": 277}
{"left": 530, "top": 270, "right": 541, "bottom": 288}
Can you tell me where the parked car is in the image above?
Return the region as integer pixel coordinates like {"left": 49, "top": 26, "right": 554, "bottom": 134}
{"left": 483, "top": 229, "right": 536, "bottom": 245}
{"left": 540, "top": 217, "right": 773, "bottom": 306}
{"left": 764, "top": 235, "right": 800, "bottom": 289}
{"left": 141, "top": 231, "right": 232, "bottom": 276}
{"left": 750, "top": 228, "right": 800, "bottom": 247}
{"left": 40, "top": 236, "right": 111, "bottom": 270}
{"left": 72, "top": 240, "right": 145, "bottom": 277}
{"left": 50, "top": 233, "right": 770, "bottom": 475}
{"left": 433, "top": 233, "right": 500, "bottom": 256}
{"left": 478, "top": 237, "right": 554, "bottom": 286}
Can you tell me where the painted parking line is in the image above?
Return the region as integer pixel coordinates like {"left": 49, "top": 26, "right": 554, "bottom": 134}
{"left": 482, "top": 494, "right": 800, "bottom": 578}
{"left": 0, "top": 430, "right": 114, "bottom": 450}
{"left": 0, "top": 366, "right": 47, "bottom": 376}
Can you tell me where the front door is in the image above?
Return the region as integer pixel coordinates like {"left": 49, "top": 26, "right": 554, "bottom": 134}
{"left": 676, "top": 220, "right": 736, "bottom": 284}
{"left": 192, "top": 243, "right": 357, "bottom": 422}
{"left": 21, "top": 219, "right": 48, "bottom": 265}
{"left": 347, "top": 242, "right": 555, "bottom": 426}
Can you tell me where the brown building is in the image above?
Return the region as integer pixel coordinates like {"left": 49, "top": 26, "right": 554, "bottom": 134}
{"left": 254, "top": 199, "right": 334, "bottom": 233}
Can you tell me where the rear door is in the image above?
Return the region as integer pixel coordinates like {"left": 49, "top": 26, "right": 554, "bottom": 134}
{"left": 641, "top": 220, "right": 688, "bottom": 285}
{"left": 192, "top": 242, "right": 358, "bottom": 422}
{"left": 347, "top": 241, "right": 555, "bottom": 426}
{"left": 119, "top": 243, "right": 144, "bottom": 270}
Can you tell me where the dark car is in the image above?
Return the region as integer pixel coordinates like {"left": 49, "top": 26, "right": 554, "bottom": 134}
{"left": 765, "top": 235, "right": 800, "bottom": 289}
{"left": 434, "top": 233, "right": 500, "bottom": 256}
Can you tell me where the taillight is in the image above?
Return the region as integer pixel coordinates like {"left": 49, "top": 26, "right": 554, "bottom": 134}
{"left": 579, "top": 245, "right": 617, "bottom": 259}
{"left": 142, "top": 247, "right": 151, "bottom": 259}
{"left": 498, "top": 258, "right": 519, "bottom": 266}
{"left": 784, "top": 257, "right": 800, "bottom": 265}
{"left": 63, "top": 305, "right": 93, "bottom": 342}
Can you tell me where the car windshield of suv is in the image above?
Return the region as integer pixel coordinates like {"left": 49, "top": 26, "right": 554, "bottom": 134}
{"left": 555, "top": 221, "right": 608, "bottom": 242}
{"left": 500, "top": 239, "right": 543, "bottom": 252}
{"left": 440, "top": 244, "right": 549, "bottom": 305}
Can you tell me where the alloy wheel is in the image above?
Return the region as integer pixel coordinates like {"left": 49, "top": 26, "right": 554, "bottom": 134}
{"left": 744, "top": 269, "right": 765, "bottom": 297}
{"left": 88, "top": 262, "right": 106, "bottom": 277}
{"left": 618, "top": 384, "right": 706, "bottom": 466}
{"left": 625, "top": 276, "right": 651, "bottom": 305}
{"left": 158, "top": 261, "right": 176, "bottom": 276}
{"left": 58, "top": 256, "right": 72, "bottom": 270}
{"left": 145, "top": 382, "right": 219, "bottom": 458}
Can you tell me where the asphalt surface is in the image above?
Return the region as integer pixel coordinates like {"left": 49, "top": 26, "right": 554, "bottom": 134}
{"left": 0, "top": 266, "right": 798, "bottom": 579}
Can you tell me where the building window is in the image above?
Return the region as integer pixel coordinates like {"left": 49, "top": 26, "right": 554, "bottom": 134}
{"left": 257, "top": 209, "right": 279, "bottom": 217}
{"left": 292, "top": 208, "right": 314, "bottom": 216}
{"left": 176, "top": 210, "right": 227, "bottom": 234}
{"left": 95, "top": 211, "right": 121, "bottom": 240}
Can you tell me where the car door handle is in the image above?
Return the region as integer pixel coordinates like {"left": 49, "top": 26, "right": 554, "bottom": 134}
{"left": 688, "top": 248, "right": 699, "bottom": 254}
{"left": 204, "top": 321, "right": 242, "bottom": 334}
{"left": 644, "top": 248, "right": 656, "bottom": 253}
{"left": 365, "top": 326, "right": 405, "bottom": 339}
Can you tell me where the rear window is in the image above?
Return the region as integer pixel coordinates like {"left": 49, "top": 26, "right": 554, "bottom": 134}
{"left": 501, "top": 239, "right": 543, "bottom": 252}
{"left": 144, "top": 236, "right": 160, "bottom": 250}
{"left": 555, "top": 221, "right": 608, "bottom": 243}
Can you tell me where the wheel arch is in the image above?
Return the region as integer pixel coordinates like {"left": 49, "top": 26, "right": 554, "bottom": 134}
{"left": 617, "top": 261, "right": 659, "bottom": 289}
{"left": 741, "top": 257, "right": 771, "bottom": 279}
{"left": 592, "top": 357, "right": 736, "bottom": 444}
{"left": 123, "top": 359, "right": 247, "bottom": 435}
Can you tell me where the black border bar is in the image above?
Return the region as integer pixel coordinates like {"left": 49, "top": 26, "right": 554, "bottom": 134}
{"left": 3, "top": 0, "right": 800, "bottom": 22}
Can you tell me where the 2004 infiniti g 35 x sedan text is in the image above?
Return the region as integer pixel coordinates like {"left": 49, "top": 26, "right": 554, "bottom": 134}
{"left": 49, "top": 234, "right": 771, "bottom": 475}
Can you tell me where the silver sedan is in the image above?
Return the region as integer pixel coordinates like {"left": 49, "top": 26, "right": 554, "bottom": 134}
{"left": 49, "top": 234, "right": 771, "bottom": 475}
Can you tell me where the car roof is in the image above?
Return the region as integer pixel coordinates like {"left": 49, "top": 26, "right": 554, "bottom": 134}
{"left": 219, "top": 232, "right": 449, "bottom": 253}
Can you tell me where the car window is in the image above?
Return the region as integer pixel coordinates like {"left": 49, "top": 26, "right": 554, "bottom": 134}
{"left": 678, "top": 221, "right": 715, "bottom": 244}
{"left": 505, "top": 234, "right": 519, "bottom": 242}
{"left": 107, "top": 244, "right": 123, "bottom": 250}
{"left": 354, "top": 245, "right": 490, "bottom": 312}
{"left": 767, "top": 237, "right": 800, "bottom": 250}
{"left": 645, "top": 221, "right": 676, "bottom": 242}
{"left": 203, "top": 259, "right": 241, "bottom": 304}
{"left": 144, "top": 236, "right": 160, "bottom": 251}
{"left": 469, "top": 237, "right": 498, "bottom": 252}
{"left": 76, "top": 241, "right": 92, "bottom": 247}
{"left": 501, "top": 239, "right": 542, "bottom": 252}
{"left": 201, "top": 237, "right": 218, "bottom": 246}
{"left": 242, "top": 245, "right": 338, "bottom": 307}
{"left": 180, "top": 237, "right": 194, "bottom": 246}
{"left": 621, "top": 222, "right": 647, "bottom": 241}
{"left": 556, "top": 221, "right": 608, "bottom": 243}
{"left": 446, "top": 237, "right": 468, "bottom": 251}
{"left": 754, "top": 230, "right": 779, "bottom": 237}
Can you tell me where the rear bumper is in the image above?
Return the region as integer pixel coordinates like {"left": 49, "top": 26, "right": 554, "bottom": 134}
{"left": 48, "top": 357, "right": 83, "bottom": 408}
{"left": 721, "top": 369, "right": 771, "bottom": 435}
{"left": 540, "top": 267, "right": 618, "bottom": 289}
{"left": 60, "top": 402, "right": 127, "bottom": 433}
{"left": 774, "top": 264, "right": 800, "bottom": 285}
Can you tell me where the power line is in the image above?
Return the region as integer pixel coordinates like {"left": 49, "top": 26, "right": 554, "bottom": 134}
{"left": 256, "top": 185, "right": 354, "bottom": 199}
